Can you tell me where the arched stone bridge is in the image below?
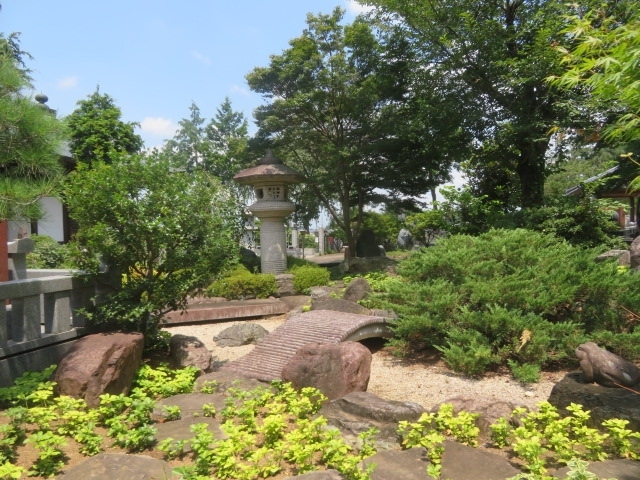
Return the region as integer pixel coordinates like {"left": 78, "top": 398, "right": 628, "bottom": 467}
{"left": 221, "top": 310, "right": 394, "bottom": 382}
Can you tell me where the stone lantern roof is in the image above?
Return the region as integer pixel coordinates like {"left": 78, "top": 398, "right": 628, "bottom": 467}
{"left": 233, "top": 150, "right": 304, "bottom": 186}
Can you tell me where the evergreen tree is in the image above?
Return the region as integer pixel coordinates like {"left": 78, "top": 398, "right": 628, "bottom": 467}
{"left": 0, "top": 54, "right": 65, "bottom": 222}
{"left": 65, "top": 88, "right": 142, "bottom": 167}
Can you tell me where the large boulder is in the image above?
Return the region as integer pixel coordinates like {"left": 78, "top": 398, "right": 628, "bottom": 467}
{"left": 575, "top": 342, "right": 640, "bottom": 388}
{"left": 594, "top": 249, "right": 630, "bottom": 266}
{"left": 282, "top": 341, "right": 372, "bottom": 400}
{"left": 356, "top": 229, "right": 381, "bottom": 258}
{"left": 54, "top": 332, "right": 144, "bottom": 408}
{"left": 275, "top": 273, "right": 295, "bottom": 297}
{"left": 342, "top": 277, "right": 372, "bottom": 303}
{"left": 397, "top": 228, "right": 413, "bottom": 250}
{"left": 548, "top": 371, "right": 640, "bottom": 431}
{"left": 214, "top": 323, "right": 269, "bottom": 347}
{"left": 169, "top": 334, "right": 212, "bottom": 373}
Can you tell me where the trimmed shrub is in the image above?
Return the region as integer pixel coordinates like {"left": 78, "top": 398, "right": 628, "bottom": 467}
{"left": 206, "top": 265, "right": 277, "bottom": 300}
{"left": 369, "top": 228, "right": 640, "bottom": 377}
{"left": 288, "top": 264, "right": 331, "bottom": 294}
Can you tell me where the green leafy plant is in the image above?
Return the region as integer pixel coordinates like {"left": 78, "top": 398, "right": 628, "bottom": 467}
{"left": 206, "top": 265, "right": 277, "bottom": 299}
{"left": 288, "top": 264, "right": 331, "bottom": 294}
{"left": 65, "top": 153, "right": 244, "bottom": 341}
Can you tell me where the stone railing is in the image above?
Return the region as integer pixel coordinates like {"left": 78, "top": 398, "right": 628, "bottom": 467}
{"left": 0, "top": 274, "right": 93, "bottom": 355}
{"left": 0, "top": 272, "right": 96, "bottom": 386}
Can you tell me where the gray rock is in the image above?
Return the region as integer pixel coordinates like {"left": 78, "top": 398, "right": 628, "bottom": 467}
{"left": 310, "top": 285, "right": 335, "bottom": 299}
{"left": 310, "top": 297, "right": 371, "bottom": 315}
{"left": 153, "top": 393, "right": 228, "bottom": 419}
{"left": 342, "top": 277, "right": 372, "bottom": 303}
{"left": 553, "top": 458, "right": 640, "bottom": 480}
{"left": 285, "top": 469, "right": 344, "bottom": 479}
{"left": 155, "top": 416, "right": 227, "bottom": 453}
{"left": 440, "top": 440, "right": 520, "bottom": 480}
{"left": 320, "top": 391, "right": 425, "bottom": 450}
{"left": 595, "top": 249, "right": 630, "bottom": 266}
{"left": 630, "top": 235, "right": 640, "bottom": 270}
{"left": 325, "top": 391, "right": 425, "bottom": 423}
{"left": 397, "top": 228, "right": 413, "bottom": 249}
{"left": 169, "top": 334, "right": 212, "bottom": 373}
{"left": 276, "top": 273, "right": 295, "bottom": 297}
{"left": 576, "top": 342, "right": 640, "bottom": 388}
{"left": 54, "top": 332, "right": 144, "bottom": 408}
{"left": 435, "top": 396, "right": 517, "bottom": 442}
{"left": 282, "top": 341, "right": 372, "bottom": 400}
{"left": 361, "top": 447, "right": 429, "bottom": 480}
{"left": 194, "top": 370, "right": 271, "bottom": 395}
{"left": 548, "top": 371, "right": 640, "bottom": 431}
{"left": 55, "top": 453, "right": 175, "bottom": 479}
{"left": 215, "top": 323, "right": 269, "bottom": 347}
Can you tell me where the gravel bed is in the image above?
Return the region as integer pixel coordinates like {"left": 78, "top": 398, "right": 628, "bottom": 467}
{"left": 163, "top": 315, "right": 564, "bottom": 411}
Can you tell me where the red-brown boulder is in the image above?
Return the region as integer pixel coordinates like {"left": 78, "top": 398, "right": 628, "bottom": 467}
{"left": 54, "top": 332, "right": 144, "bottom": 407}
{"left": 281, "top": 341, "right": 371, "bottom": 400}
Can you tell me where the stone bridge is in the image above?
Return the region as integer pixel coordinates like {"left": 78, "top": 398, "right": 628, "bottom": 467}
{"left": 221, "top": 310, "right": 394, "bottom": 382}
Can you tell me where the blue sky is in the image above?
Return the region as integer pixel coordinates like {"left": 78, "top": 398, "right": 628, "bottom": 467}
{"left": 3, "top": 1, "right": 372, "bottom": 148}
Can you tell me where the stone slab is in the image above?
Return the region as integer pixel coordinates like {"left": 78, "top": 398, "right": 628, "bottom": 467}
{"left": 163, "top": 299, "right": 288, "bottom": 324}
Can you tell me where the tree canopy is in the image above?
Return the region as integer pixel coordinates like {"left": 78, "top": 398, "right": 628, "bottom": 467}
{"left": 549, "top": 4, "right": 640, "bottom": 145}
{"left": 65, "top": 152, "right": 244, "bottom": 338}
{"left": 247, "top": 8, "right": 451, "bottom": 252}
{"left": 65, "top": 88, "right": 143, "bottom": 167}
{"left": 363, "top": 0, "right": 596, "bottom": 209}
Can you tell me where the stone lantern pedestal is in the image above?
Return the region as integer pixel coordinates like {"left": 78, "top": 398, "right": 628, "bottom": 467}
{"left": 233, "top": 151, "right": 304, "bottom": 274}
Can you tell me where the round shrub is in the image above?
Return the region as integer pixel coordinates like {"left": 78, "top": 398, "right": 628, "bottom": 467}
{"left": 207, "top": 265, "right": 277, "bottom": 300}
{"left": 288, "top": 264, "right": 330, "bottom": 294}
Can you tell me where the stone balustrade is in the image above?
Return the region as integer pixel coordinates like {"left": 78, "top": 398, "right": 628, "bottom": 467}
{"left": 0, "top": 272, "right": 95, "bottom": 387}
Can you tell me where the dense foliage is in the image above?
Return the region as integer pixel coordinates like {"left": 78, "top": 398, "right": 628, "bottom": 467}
{"left": 368, "top": 229, "right": 640, "bottom": 377}
{"left": 64, "top": 153, "right": 244, "bottom": 340}
{"left": 65, "top": 88, "right": 143, "bottom": 167}
{"left": 0, "top": 53, "right": 65, "bottom": 222}
{"left": 25, "top": 234, "right": 75, "bottom": 269}
{"left": 206, "top": 265, "right": 277, "bottom": 300}
{"left": 1, "top": 363, "right": 637, "bottom": 479}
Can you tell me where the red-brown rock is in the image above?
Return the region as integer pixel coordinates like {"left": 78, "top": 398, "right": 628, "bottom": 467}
{"left": 281, "top": 341, "right": 372, "bottom": 400}
{"left": 54, "top": 332, "right": 144, "bottom": 407}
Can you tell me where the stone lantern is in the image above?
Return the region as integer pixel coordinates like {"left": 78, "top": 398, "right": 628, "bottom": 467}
{"left": 233, "top": 151, "right": 304, "bottom": 274}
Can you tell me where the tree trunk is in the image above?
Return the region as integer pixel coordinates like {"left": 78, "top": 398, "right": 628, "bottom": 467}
{"left": 515, "top": 135, "right": 549, "bottom": 209}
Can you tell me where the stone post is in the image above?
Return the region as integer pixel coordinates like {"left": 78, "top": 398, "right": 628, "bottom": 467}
{"left": 318, "top": 227, "right": 325, "bottom": 256}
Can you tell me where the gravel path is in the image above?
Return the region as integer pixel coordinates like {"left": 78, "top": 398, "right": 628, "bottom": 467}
{"left": 163, "top": 315, "right": 565, "bottom": 411}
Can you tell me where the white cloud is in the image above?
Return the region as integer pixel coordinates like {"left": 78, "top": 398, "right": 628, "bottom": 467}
{"left": 345, "top": 0, "right": 375, "bottom": 15}
{"left": 140, "top": 116, "right": 178, "bottom": 137}
{"left": 57, "top": 76, "right": 78, "bottom": 89}
{"left": 192, "top": 51, "right": 211, "bottom": 65}
{"left": 230, "top": 84, "right": 249, "bottom": 96}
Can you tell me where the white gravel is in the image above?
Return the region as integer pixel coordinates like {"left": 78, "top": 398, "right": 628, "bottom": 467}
{"left": 163, "top": 315, "right": 564, "bottom": 411}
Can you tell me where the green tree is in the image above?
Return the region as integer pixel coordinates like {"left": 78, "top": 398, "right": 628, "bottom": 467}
{"left": 162, "top": 101, "right": 209, "bottom": 172}
{"left": 64, "top": 152, "right": 244, "bottom": 340}
{"left": 365, "top": 0, "right": 595, "bottom": 209}
{"left": 205, "top": 97, "right": 251, "bottom": 183}
{"left": 247, "top": 8, "right": 411, "bottom": 255}
{"left": 65, "top": 88, "right": 142, "bottom": 167}
{"left": 0, "top": 54, "right": 65, "bottom": 222}
{"left": 549, "top": 5, "right": 640, "bottom": 145}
